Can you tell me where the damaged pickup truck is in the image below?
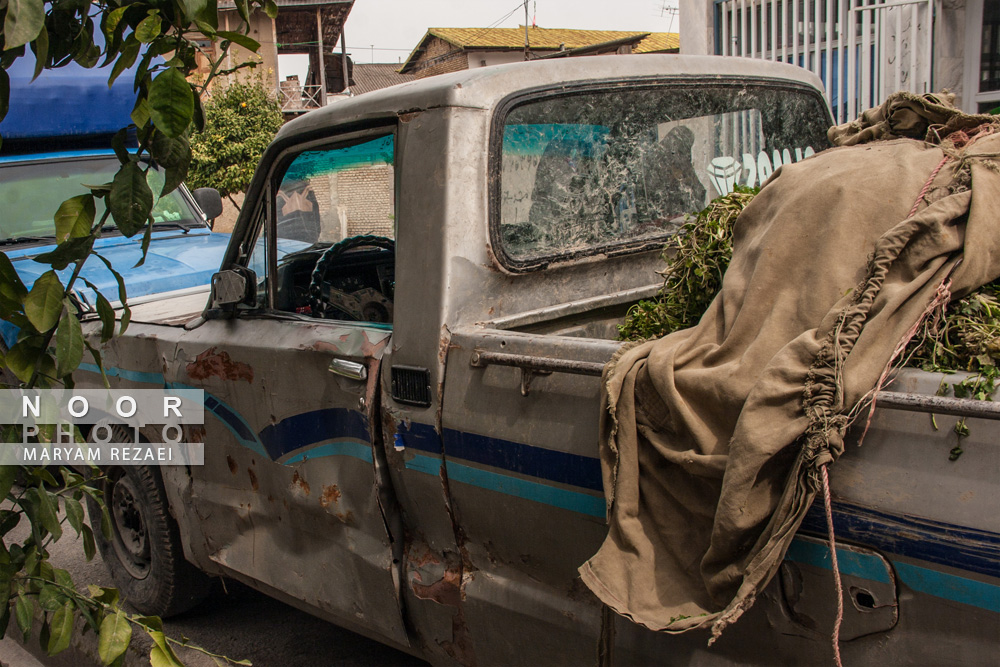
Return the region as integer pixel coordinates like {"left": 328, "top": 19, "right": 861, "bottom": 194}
{"left": 78, "top": 55, "right": 998, "bottom": 665}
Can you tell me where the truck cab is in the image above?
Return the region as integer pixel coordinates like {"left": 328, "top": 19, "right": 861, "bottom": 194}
{"left": 77, "top": 55, "right": 999, "bottom": 666}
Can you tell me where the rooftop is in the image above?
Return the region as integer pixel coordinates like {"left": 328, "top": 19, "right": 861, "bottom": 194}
{"left": 400, "top": 26, "right": 679, "bottom": 73}
{"left": 350, "top": 63, "right": 417, "bottom": 96}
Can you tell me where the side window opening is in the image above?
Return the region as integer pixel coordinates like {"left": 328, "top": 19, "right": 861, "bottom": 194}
{"left": 247, "top": 131, "right": 396, "bottom": 324}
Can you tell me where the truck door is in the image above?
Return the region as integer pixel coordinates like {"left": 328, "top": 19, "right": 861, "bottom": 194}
{"left": 171, "top": 126, "right": 408, "bottom": 647}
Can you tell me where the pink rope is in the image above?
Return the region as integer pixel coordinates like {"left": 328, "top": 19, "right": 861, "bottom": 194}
{"left": 858, "top": 278, "right": 952, "bottom": 444}
{"left": 822, "top": 464, "right": 844, "bottom": 667}
{"left": 906, "top": 154, "right": 950, "bottom": 218}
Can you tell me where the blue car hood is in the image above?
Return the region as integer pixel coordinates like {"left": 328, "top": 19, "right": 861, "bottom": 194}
{"left": 8, "top": 230, "right": 231, "bottom": 302}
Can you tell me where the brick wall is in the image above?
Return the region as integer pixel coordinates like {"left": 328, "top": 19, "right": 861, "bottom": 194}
{"left": 338, "top": 165, "right": 395, "bottom": 238}
{"left": 411, "top": 36, "right": 469, "bottom": 79}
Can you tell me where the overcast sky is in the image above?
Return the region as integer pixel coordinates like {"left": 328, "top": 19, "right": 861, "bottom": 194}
{"left": 343, "top": 0, "right": 679, "bottom": 64}
{"left": 279, "top": 0, "right": 679, "bottom": 80}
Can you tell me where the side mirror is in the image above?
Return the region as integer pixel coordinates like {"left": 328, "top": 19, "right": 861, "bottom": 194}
{"left": 210, "top": 267, "right": 257, "bottom": 309}
{"left": 193, "top": 188, "right": 224, "bottom": 226}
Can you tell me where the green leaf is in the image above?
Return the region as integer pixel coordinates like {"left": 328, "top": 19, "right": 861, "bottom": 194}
{"left": 64, "top": 498, "right": 84, "bottom": 538}
{"left": 0, "top": 251, "right": 28, "bottom": 300}
{"left": 30, "top": 24, "right": 48, "bottom": 81}
{"left": 82, "top": 523, "right": 96, "bottom": 561}
{"left": 149, "top": 68, "right": 194, "bottom": 138}
{"left": 100, "top": 504, "right": 112, "bottom": 541}
{"left": 111, "top": 128, "right": 131, "bottom": 164}
{"left": 55, "top": 304, "right": 84, "bottom": 376}
{"left": 179, "top": 0, "right": 208, "bottom": 22}
{"left": 109, "top": 161, "right": 153, "bottom": 236}
{"left": 105, "top": 6, "right": 128, "bottom": 34}
{"left": 135, "top": 14, "right": 162, "bottom": 43}
{"left": 217, "top": 31, "right": 260, "bottom": 53}
{"left": 234, "top": 0, "right": 251, "bottom": 25}
{"left": 98, "top": 610, "right": 132, "bottom": 665}
{"left": 24, "top": 271, "right": 65, "bottom": 332}
{"left": 88, "top": 585, "right": 119, "bottom": 607}
{"left": 47, "top": 601, "right": 75, "bottom": 656}
{"left": 0, "top": 509, "right": 20, "bottom": 534}
{"left": 87, "top": 285, "right": 115, "bottom": 342}
{"left": 36, "top": 486, "right": 63, "bottom": 541}
{"left": 134, "top": 615, "right": 162, "bottom": 632}
{"left": 54, "top": 568, "right": 75, "bottom": 592}
{"left": 4, "top": 0, "right": 46, "bottom": 50}
{"left": 134, "top": 219, "right": 153, "bottom": 269}
{"left": 38, "top": 583, "right": 66, "bottom": 611}
{"left": 191, "top": 89, "right": 206, "bottom": 133}
{"left": 148, "top": 630, "right": 183, "bottom": 667}
{"left": 109, "top": 37, "right": 140, "bottom": 89}
{"left": 0, "top": 69, "right": 10, "bottom": 123}
{"left": 34, "top": 236, "right": 95, "bottom": 271}
{"left": 6, "top": 339, "right": 47, "bottom": 383}
{"left": 131, "top": 96, "right": 151, "bottom": 128}
{"left": 15, "top": 594, "right": 33, "bottom": 641}
{"left": 0, "top": 466, "right": 16, "bottom": 503}
{"left": 54, "top": 194, "right": 96, "bottom": 242}
{"left": 265, "top": 0, "right": 278, "bottom": 19}
{"left": 92, "top": 253, "right": 128, "bottom": 304}
{"left": 151, "top": 134, "right": 191, "bottom": 196}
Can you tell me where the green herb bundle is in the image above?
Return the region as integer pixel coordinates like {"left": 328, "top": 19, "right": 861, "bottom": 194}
{"left": 619, "top": 191, "right": 1000, "bottom": 384}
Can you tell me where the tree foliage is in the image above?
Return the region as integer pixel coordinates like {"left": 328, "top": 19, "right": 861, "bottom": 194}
{"left": 1, "top": 0, "right": 275, "bottom": 661}
{"left": 188, "top": 75, "right": 283, "bottom": 198}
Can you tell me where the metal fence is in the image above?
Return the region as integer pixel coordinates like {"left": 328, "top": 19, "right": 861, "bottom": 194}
{"left": 716, "top": 0, "right": 935, "bottom": 123}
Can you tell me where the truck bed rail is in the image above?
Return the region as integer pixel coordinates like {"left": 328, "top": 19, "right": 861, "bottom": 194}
{"left": 470, "top": 350, "right": 1000, "bottom": 420}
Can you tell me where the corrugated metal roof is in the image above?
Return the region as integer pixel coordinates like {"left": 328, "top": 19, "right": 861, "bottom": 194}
{"left": 401, "top": 26, "right": 679, "bottom": 72}
{"left": 350, "top": 64, "right": 417, "bottom": 95}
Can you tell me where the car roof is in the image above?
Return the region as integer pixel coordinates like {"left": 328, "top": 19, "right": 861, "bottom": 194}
{"left": 277, "top": 54, "right": 826, "bottom": 143}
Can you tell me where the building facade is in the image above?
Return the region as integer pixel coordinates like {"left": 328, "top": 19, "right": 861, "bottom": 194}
{"left": 679, "top": 0, "right": 997, "bottom": 117}
{"left": 400, "top": 27, "right": 679, "bottom": 79}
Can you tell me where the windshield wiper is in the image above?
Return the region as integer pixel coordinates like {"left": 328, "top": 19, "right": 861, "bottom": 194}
{"left": 152, "top": 221, "right": 205, "bottom": 233}
{"left": 101, "top": 220, "right": 205, "bottom": 236}
{"left": 0, "top": 236, "right": 56, "bottom": 246}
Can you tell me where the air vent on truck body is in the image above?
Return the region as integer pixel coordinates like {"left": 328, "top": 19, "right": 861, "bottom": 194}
{"left": 391, "top": 366, "right": 432, "bottom": 407}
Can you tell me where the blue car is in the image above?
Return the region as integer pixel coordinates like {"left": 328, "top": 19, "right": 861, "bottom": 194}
{"left": 0, "top": 53, "right": 230, "bottom": 350}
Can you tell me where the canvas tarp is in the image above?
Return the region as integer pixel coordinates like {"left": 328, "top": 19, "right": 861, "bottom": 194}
{"left": 579, "top": 94, "right": 1000, "bottom": 639}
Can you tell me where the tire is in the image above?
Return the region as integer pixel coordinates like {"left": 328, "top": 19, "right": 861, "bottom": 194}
{"left": 86, "top": 462, "right": 212, "bottom": 616}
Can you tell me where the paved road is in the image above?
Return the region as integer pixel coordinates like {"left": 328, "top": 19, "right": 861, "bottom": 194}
{"left": 9, "top": 522, "right": 427, "bottom": 667}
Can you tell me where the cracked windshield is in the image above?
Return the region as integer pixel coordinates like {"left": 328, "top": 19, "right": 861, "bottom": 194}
{"left": 498, "top": 83, "right": 831, "bottom": 263}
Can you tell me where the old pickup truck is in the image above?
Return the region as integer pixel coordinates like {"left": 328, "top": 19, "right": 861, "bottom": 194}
{"left": 75, "top": 55, "right": 998, "bottom": 665}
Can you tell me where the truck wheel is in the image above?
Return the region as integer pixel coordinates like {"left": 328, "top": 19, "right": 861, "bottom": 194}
{"left": 86, "top": 463, "right": 211, "bottom": 616}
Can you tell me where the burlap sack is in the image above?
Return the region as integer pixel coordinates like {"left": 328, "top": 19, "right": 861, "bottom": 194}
{"left": 580, "top": 97, "right": 1000, "bottom": 638}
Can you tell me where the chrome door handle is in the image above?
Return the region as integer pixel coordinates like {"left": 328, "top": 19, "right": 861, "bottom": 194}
{"left": 328, "top": 358, "right": 367, "bottom": 381}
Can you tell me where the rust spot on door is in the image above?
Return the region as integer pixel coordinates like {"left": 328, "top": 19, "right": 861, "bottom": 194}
{"left": 320, "top": 484, "right": 341, "bottom": 507}
{"left": 226, "top": 456, "right": 238, "bottom": 475}
{"left": 411, "top": 567, "right": 462, "bottom": 608}
{"left": 248, "top": 468, "right": 259, "bottom": 492}
{"left": 291, "top": 470, "right": 310, "bottom": 496}
{"left": 186, "top": 347, "right": 254, "bottom": 383}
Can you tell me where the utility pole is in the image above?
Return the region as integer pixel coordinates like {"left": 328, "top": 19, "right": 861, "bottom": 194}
{"left": 316, "top": 8, "right": 327, "bottom": 106}
{"left": 523, "top": 0, "right": 529, "bottom": 61}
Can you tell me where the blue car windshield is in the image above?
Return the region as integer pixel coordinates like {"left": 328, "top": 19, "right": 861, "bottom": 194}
{"left": 0, "top": 156, "right": 206, "bottom": 242}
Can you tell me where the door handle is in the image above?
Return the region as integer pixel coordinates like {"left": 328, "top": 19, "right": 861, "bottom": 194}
{"left": 328, "top": 358, "right": 367, "bottom": 381}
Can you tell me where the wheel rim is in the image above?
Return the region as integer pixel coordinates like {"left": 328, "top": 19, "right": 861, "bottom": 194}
{"left": 108, "top": 470, "right": 151, "bottom": 579}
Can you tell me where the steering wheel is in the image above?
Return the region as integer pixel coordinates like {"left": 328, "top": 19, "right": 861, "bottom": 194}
{"left": 308, "top": 235, "right": 395, "bottom": 321}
